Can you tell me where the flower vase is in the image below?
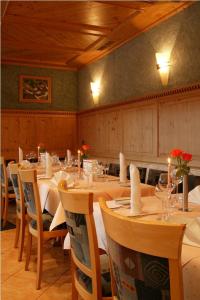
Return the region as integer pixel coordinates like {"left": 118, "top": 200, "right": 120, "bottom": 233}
{"left": 183, "top": 174, "right": 189, "bottom": 211}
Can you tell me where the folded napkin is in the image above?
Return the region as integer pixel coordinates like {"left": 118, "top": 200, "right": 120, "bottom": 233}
{"left": 51, "top": 170, "right": 74, "bottom": 187}
{"left": 46, "top": 152, "right": 53, "bottom": 178}
{"left": 19, "top": 160, "right": 32, "bottom": 169}
{"left": 19, "top": 147, "right": 23, "bottom": 163}
{"left": 119, "top": 152, "right": 127, "bottom": 183}
{"left": 189, "top": 185, "right": 200, "bottom": 204}
{"left": 67, "top": 149, "right": 72, "bottom": 163}
{"left": 168, "top": 215, "right": 200, "bottom": 248}
{"left": 130, "top": 164, "right": 142, "bottom": 215}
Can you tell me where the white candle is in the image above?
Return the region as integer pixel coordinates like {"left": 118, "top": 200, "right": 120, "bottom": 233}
{"left": 37, "top": 146, "right": 40, "bottom": 161}
{"left": 77, "top": 150, "right": 81, "bottom": 175}
{"left": 167, "top": 157, "right": 171, "bottom": 186}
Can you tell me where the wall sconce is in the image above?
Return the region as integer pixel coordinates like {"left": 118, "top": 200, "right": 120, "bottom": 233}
{"left": 90, "top": 80, "right": 100, "bottom": 104}
{"left": 156, "top": 52, "right": 170, "bottom": 86}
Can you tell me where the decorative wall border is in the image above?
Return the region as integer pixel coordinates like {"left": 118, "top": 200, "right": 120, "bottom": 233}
{"left": 1, "top": 109, "right": 77, "bottom": 116}
{"left": 78, "top": 82, "right": 200, "bottom": 115}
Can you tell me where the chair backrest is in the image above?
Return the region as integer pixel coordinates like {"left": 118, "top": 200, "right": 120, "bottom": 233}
{"left": 99, "top": 198, "right": 185, "bottom": 300}
{"left": 108, "top": 163, "right": 120, "bottom": 177}
{"left": 0, "top": 156, "right": 8, "bottom": 190}
{"left": 127, "top": 166, "right": 147, "bottom": 183}
{"left": 147, "top": 169, "right": 167, "bottom": 186}
{"left": 19, "top": 169, "right": 43, "bottom": 233}
{"left": 9, "top": 163, "right": 25, "bottom": 218}
{"left": 58, "top": 189, "right": 102, "bottom": 300}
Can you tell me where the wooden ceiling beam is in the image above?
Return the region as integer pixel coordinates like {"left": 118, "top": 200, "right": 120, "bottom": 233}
{"left": 3, "top": 14, "right": 111, "bottom": 36}
{"left": 3, "top": 40, "right": 85, "bottom": 54}
{"left": 1, "top": 58, "right": 77, "bottom": 71}
{"left": 96, "top": 1, "right": 151, "bottom": 10}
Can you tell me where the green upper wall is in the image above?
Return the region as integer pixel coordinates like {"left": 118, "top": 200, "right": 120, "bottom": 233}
{"left": 1, "top": 65, "right": 77, "bottom": 111}
{"left": 1, "top": 3, "right": 200, "bottom": 112}
{"left": 78, "top": 2, "right": 200, "bottom": 111}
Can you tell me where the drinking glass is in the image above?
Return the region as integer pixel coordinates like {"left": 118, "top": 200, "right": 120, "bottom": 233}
{"left": 171, "top": 169, "right": 183, "bottom": 209}
{"left": 157, "top": 173, "right": 176, "bottom": 220}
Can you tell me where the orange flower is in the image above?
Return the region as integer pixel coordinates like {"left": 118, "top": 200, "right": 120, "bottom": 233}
{"left": 170, "top": 149, "right": 183, "bottom": 158}
{"left": 81, "top": 144, "right": 90, "bottom": 151}
{"left": 169, "top": 148, "right": 192, "bottom": 176}
{"left": 181, "top": 152, "right": 192, "bottom": 162}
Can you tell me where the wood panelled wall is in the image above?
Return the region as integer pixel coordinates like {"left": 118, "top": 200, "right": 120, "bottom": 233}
{"left": 1, "top": 110, "right": 77, "bottom": 160}
{"left": 78, "top": 84, "right": 200, "bottom": 168}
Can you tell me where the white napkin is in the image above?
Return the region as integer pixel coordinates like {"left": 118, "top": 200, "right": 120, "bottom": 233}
{"left": 20, "top": 160, "right": 32, "bottom": 169}
{"left": 119, "top": 152, "right": 127, "bottom": 183}
{"left": 45, "top": 152, "right": 52, "bottom": 178}
{"left": 67, "top": 149, "right": 72, "bottom": 163}
{"left": 19, "top": 147, "right": 23, "bottom": 163}
{"left": 189, "top": 185, "right": 200, "bottom": 204}
{"left": 168, "top": 215, "right": 200, "bottom": 248}
{"left": 51, "top": 170, "right": 74, "bottom": 187}
{"left": 130, "top": 164, "right": 142, "bottom": 214}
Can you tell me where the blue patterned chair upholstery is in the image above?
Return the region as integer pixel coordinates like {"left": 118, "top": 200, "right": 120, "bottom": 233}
{"left": 99, "top": 198, "right": 186, "bottom": 300}
{"left": 59, "top": 190, "right": 112, "bottom": 300}
{"left": 9, "top": 162, "right": 27, "bottom": 261}
{"left": 107, "top": 237, "right": 170, "bottom": 300}
{"left": 1, "top": 157, "right": 15, "bottom": 228}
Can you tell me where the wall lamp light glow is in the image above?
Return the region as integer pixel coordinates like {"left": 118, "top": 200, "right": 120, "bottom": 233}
{"left": 156, "top": 52, "right": 170, "bottom": 86}
{"left": 90, "top": 80, "right": 100, "bottom": 98}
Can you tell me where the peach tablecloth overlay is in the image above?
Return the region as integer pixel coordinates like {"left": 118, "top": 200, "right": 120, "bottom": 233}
{"left": 91, "top": 196, "right": 200, "bottom": 300}
{"left": 38, "top": 178, "right": 155, "bottom": 230}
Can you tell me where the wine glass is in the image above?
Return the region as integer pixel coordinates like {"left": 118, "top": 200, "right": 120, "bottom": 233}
{"left": 171, "top": 169, "right": 183, "bottom": 209}
{"left": 157, "top": 173, "right": 176, "bottom": 220}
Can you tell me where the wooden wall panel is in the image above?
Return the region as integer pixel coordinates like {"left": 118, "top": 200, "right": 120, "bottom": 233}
{"left": 159, "top": 97, "right": 200, "bottom": 162}
{"left": 1, "top": 110, "right": 77, "bottom": 160}
{"left": 78, "top": 84, "right": 200, "bottom": 168}
{"left": 122, "top": 103, "right": 157, "bottom": 158}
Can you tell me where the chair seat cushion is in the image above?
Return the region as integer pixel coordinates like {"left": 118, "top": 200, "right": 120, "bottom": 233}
{"left": 76, "top": 253, "right": 111, "bottom": 296}
{"left": 1, "top": 185, "right": 15, "bottom": 194}
{"left": 30, "top": 213, "right": 53, "bottom": 231}
{"left": 30, "top": 213, "right": 67, "bottom": 231}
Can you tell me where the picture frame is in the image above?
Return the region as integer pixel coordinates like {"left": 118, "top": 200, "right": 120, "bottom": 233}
{"left": 19, "top": 75, "right": 51, "bottom": 103}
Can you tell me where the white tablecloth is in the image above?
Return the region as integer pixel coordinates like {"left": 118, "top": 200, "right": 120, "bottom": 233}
{"left": 84, "top": 196, "right": 200, "bottom": 300}
{"left": 38, "top": 177, "right": 155, "bottom": 231}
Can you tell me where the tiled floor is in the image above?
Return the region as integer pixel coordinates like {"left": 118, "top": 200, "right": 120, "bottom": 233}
{"left": 1, "top": 202, "right": 72, "bottom": 300}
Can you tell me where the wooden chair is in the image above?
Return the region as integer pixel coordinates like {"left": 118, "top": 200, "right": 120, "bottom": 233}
{"left": 18, "top": 168, "right": 68, "bottom": 290}
{"left": 99, "top": 198, "right": 186, "bottom": 300}
{"left": 0, "top": 156, "right": 16, "bottom": 228}
{"left": 58, "top": 189, "right": 112, "bottom": 300}
{"left": 9, "top": 163, "right": 26, "bottom": 261}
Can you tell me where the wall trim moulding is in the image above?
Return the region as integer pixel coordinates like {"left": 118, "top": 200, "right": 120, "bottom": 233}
{"left": 1, "top": 109, "right": 77, "bottom": 116}
{"left": 2, "top": 60, "right": 77, "bottom": 71}
{"left": 78, "top": 82, "right": 200, "bottom": 115}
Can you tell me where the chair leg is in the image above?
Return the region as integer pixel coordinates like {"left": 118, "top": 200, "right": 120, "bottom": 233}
{"left": 1, "top": 195, "right": 5, "bottom": 219}
{"left": 14, "top": 217, "right": 20, "bottom": 248}
{"left": 18, "top": 219, "right": 26, "bottom": 262}
{"left": 3, "top": 195, "right": 8, "bottom": 228}
{"left": 71, "top": 259, "right": 78, "bottom": 300}
{"left": 25, "top": 230, "right": 32, "bottom": 271}
{"left": 36, "top": 237, "right": 43, "bottom": 290}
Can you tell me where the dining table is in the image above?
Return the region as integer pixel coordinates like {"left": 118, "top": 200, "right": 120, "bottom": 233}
{"left": 37, "top": 173, "right": 155, "bottom": 230}
{"left": 69, "top": 195, "right": 199, "bottom": 300}
{"left": 37, "top": 166, "right": 199, "bottom": 299}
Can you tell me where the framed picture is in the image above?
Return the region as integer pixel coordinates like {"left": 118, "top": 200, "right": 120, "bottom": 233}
{"left": 19, "top": 75, "right": 51, "bottom": 103}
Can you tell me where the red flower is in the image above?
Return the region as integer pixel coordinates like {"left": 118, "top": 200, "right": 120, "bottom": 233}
{"left": 82, "top": 144, "right": 90, "bottom": 151}
{"left": 181, "top": 152, "right": 192, "bottom": 161}
{"left": 170, "top": 149, "right": 183, "bottom": 158}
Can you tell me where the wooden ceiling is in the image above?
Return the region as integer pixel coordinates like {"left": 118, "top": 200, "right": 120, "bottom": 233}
{"left": 1, "top": 1, "right": 192, "bottom": 70}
